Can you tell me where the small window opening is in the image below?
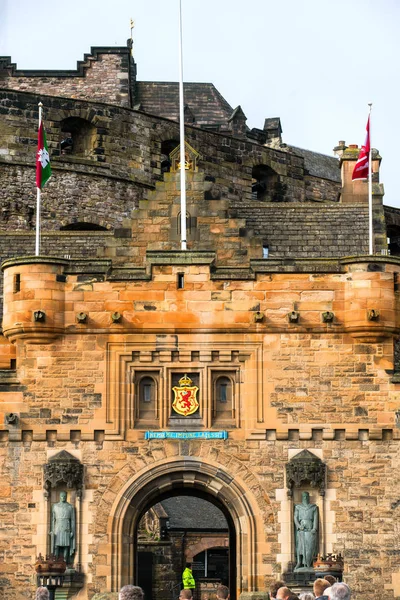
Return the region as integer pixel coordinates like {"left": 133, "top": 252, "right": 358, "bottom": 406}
{"left": 13, "top": 274, "right": 21, "bottom": 293}
{"left": 263, "top": 245, "right": 269, "bottom": 258}
{"left": 143, "top": 384, "right": 151, "bottom": 402}
{"left": 60, "top": 116, "right": 97, "bottom": 157}
{"left": 177, "top": 273, "right": 185, "bottom": 289}
{"left": 219, "top": 383, "right": 228, "bottom": 403}
{"left": 10, "top": 359, "right": 17, "bottom": 370}
{"left": 252, "top": 164, "right": 286, "bottom": 201}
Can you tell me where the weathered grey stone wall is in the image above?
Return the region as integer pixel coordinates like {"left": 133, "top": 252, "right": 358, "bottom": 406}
{"left": 0, "top": 49, "right": 132, "bottom": 107}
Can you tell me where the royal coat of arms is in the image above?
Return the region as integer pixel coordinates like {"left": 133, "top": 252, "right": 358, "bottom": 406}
{"left": 172, "top": 374, "right": 199, "bottom": 416}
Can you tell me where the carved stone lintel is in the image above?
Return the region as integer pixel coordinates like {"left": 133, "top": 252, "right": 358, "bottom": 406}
{"left": 286, "top": 449, "right": 326, "bottom": 497}
{"left": 43, "top": 450, "right": 84, "bottom": 499}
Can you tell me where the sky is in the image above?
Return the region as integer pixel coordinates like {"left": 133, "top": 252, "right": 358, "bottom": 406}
{"left": 1, "top": 0, "right": 399, "bottom": 206}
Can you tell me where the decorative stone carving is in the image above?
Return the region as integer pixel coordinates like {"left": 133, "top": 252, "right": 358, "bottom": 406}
{"left": 288, "top": 311, "right": 299, "bottom": 323}
{"left": 286, "top": 449, "right": 326, "bottom": 497}
{"left": 322, "top": 311, "right": 334, "bottom": 323}
{"left": 170, "top": 141, "right": 200, "bottom": 172}
{"left": 44, "top": 451, "right": 84, "bottom": 499}
{"left": 34, "top": 310, "right": 46, "bottom": 322}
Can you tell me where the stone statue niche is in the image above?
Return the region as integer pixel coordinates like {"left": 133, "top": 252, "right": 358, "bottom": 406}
{"left": 43, "top": 451, "right": 84, "bottom": 569}
{"left": 285, "top": 450, "right": 326, "bottom": 574}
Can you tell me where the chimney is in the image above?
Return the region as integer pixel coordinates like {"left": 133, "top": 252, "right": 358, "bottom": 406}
{"left": 228, "top": 106, "right": 247, "bottom": 137}
{"left": 338, "top": 143, "right": 383, "bottom": 204}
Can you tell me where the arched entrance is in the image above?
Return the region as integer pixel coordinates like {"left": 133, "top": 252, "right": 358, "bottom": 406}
{"left": 136, "top": 491, "right": 233, "bottom": 600}
{"left": 107, "top": 457, "right": 270, "bottom": 597}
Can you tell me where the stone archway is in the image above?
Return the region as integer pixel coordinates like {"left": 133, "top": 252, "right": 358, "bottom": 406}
{"left": 106, "top": 456, "right": 273, "bottom": 596}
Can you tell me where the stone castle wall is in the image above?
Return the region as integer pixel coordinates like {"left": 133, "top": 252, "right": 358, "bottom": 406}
{"left": 0, "top": 437, "right": 399, "bottom": 599}
{"left": 0, "top": 90, "right": 341, "bottom": 236}
{"left": 0, "top": 49, "right": 132, "bottom": 107}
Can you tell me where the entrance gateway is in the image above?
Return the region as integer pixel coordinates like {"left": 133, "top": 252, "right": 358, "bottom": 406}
{"left": 106, "top": 457, "right": 273, "bottom": 599}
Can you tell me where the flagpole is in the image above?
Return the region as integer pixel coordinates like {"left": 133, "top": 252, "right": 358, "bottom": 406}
{"left": 178, "top": 0, "right": 187, "bottom": 251}
{"left": 368, "top": 103, "right": 373, "bottom": 255}
{"left": 35, "top": 102, "right": 43, "bottom": 257}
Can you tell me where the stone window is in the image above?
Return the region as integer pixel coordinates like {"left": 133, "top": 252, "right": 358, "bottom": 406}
{"left": 60, "top": 117, "right": 97, "bottom": 157}
{"left": 13, "top": 273, "right": 20, "bottom": 293}
{"left": 252, "top": 164, "right": 286, "bottom": 201}
{"left": 135, "top": 372, "right": 159, "bottom": 423}
{"left": 212, "top": 373, "right": 236, "bottom": 424}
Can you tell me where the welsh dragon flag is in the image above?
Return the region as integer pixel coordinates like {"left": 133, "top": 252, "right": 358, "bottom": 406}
{"left": 36, "top": 121, "right": 51, "bottom": 188}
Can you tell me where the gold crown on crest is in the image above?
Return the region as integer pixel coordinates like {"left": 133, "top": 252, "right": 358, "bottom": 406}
{"left": 178, "top": 374, "right": 193, "bottom": 387}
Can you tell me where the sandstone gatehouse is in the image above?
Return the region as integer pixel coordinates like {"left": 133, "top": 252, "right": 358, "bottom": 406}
{"left": 0, "top": 41, "right": 399, "bottom": 600}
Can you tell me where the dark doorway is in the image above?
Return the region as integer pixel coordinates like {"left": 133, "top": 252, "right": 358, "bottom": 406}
{"left": 137, "top": 551, "right": 154, "bottom": 600}
{"left": 134, "top": 490, "right": 235, "bottom": 600}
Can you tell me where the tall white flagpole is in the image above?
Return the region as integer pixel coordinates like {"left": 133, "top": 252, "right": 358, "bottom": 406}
{"left": 35, "top": 102, "right": 43, "bottom": 257}
{"left": 368, "top": 103, "right": 373, "bottom": 255}
{"left": 178, "top": 0, "right": 187, "bottom": 251}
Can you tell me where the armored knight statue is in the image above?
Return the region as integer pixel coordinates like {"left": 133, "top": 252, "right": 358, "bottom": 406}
{"left": 50, "top": 491, "right": 76, "bottom": 564}
{"left": 294, "top": 491, "right": 318, "bottom": 570}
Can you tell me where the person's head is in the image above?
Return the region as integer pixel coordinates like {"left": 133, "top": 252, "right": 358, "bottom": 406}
{"left": 269, "top": 581, "right": 285, "bottom": 599}
{"left": 324, "top": 576, "right": 336, "bottom": 586}
{"left": 180, "top": 590, "right": 192, "bottom": 600}
{"left": 323, "top": 588, "right": 332, "bottom": 599}
{"left": 36, "top": 587, "right": 49, "bottom": 600}
{"left": 185, "top": 562, "right": 192, "bottom": 570}
{"left": 329, "top": 583, "right": 351, "bottom": 600}
{"left": 313, "top": 579, "right": 330, "bottom": 598}
{"left": 287, "top": 595, "right": 300, "bottom": 600}
{"left": 119, "top": 585, "right": 144, "bottom": 600}
{"left": 299, "top": 593, "right": 315, "bottom": 600}
{"left": 60, "top": 491, "right": 67, "bottom": 502}
{"left": 276, "top": 587, "right": 291, "bottom": 600}
{"left": 216, "top": 585, "right": 230, "bottom": 600}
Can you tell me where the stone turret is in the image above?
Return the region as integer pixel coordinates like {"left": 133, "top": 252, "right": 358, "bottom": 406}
{"left": 2, "top": 257, "right": 68, "bottom": 344}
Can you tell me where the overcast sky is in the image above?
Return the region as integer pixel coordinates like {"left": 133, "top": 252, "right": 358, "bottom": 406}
{"left": 1, "top": 0, "right": 399, "bottom": 207}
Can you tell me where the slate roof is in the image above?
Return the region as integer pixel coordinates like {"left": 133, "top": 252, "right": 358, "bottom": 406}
{"left": 135, "top": 81, "right": 234, "bottom": 126}
{"left": 231, "top": 201, "right": 369, "bottom": 258}
{"left": 288, "top": 146, "right": 341, "bottom": 182}
{"left": 161, "top": 497, "right": 228, "bottom": 530}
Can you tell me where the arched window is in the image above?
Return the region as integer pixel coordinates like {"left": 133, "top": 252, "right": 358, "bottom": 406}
{"left": 136, "top": 375, "right": 158, "bottom": 421}
{"left": 213, "top": 375, "right": 234, "bottom": 421}
{"left": 60, "top": 117, "right": 97, "bottom": 157}
{"left": 252, "top": 164, "right": 286, "bottom": 201}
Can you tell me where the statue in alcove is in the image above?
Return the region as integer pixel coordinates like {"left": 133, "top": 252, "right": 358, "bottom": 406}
{"left": 294, "top": 491, "right": 318, "bottom": 570}
{"left": 50, "top": 491, "right": 76, "bottom": 564}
